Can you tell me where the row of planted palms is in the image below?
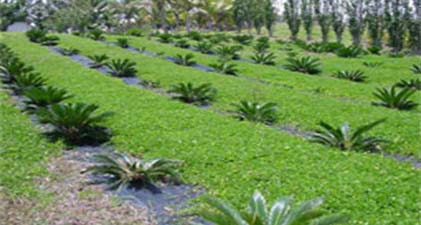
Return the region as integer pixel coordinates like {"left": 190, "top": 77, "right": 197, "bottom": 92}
{"left": 16, "top": 34, "right": 351, "bottom": 224}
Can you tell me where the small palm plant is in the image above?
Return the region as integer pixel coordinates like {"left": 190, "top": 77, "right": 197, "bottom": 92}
{"left": 254, "top": 40, "right": 270, "bottom": 53}
{"left": 85, "top": 153, "right": 182, "bottom": 191}
{"left": 196, "top": 191, "right": 347, "bottom": 225}
{"left": 232, "top": 101, "right": 277, "bottom": 124}
{"left": 195, "top": 42, "right": 213, "bottom": 54}
{"left": 209, "top": 62, "right": 238, "bottom": 75}
{"left": 12, "top": 73, "right": 47, "bottom": 93}
{"left": 88, "top": 29, "right": 105, "bottom": 41}
{"left": 174, "top": 53, "right": 196, "bottom": 66}
{"left": 158, "top": 33, "right": 173, "bottom": 43}
{"left": 174, "top": 39, "right": 190, "bottom": 49}
{"left": 169, "top": 83, "right": 217, "bottom": 105}
{"left": 88, "top": 54, "right": 109, "bottom": 68}
{"left": 373, "top": 87, "right": 418, "bottom": 110}
{"left": 333, "top": 70, "right": 367, "bottom": 82}
{"left": 58, "top": 47, "right": 80, "bottom": 56}
{"left": 310, "top": 119, "right": 386, "bottom": 152}
{"left": 215, "top": 45, "right": 242, "bottom": 60}
{"left": 251, "top": 52, "right": 276, "bottom": 65}
{"left": 336, "top": 45, "right": 365, "bottom": 58}
{"left": 106, "top": 59, "right": 137, "bottom": 77}
{"left": 411, "top": 63, "right": 421, "bottom": 74}
{"left": 23, "top": 86, "right": 73, "bottom": 110}
{"left": 116, "top": 38, "right": 129, "bottom": 48}
{"left": 232, "top": 35, "right": 254, "bottom": 45}
{"left": 395, "top": 79, "right": 421, "bottom": 90}
{"left": 25, "top": 29, "right": 59, "bottom": 45}
{"left": 36, "top": 103, "right": 113, "bottom": 145}
{"left": 283, "top": 56, "right": 322, "bottom": 75}
{"left": 0, "top": 58, "right": 35, "bottom": 83}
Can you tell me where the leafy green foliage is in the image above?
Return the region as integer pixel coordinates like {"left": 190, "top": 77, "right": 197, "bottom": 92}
{"left": 58, "top": 47, "right": 80, "bottom": 56}
{"left": 395, "top": 79, "right": 421, "bottom": 91}
{"left": 254, "top": 37, "right": 270, "bottom": 53}
{"left": 126, "top": 28, "right": 144, "bottom": 37}
{"left": 116, "top": 38, "right": 129, "bottom": 48}
{"left": 310, "top": 119, "right": 386, "bottom": 152}
{"left": 215, "top": 45, "right": 242, "bottom": 60}
{"left": 411, "top": 63, "right": 421, "bottom": 74}
{"left": 373, "top": 87, "right": 418, "bottom": 110}
{"left": 333, "top": 70, "right": 367, "bottom": 82}
{"left": 88, "top": 54, "right": 109, "bottom": 68}
{"left": 23, "top": 86, "right": 73, "bottom": 110}
{"left": 174, "top": 39, "right": 190, "bottom": 49}
{"left": 367, "top": 46, "right": 382, "bottom": 55}
{"left": 25, "top": 29, "right": 59, "bottom": 46}
{"left": 36, "top": 103, "right": 113, "bottom": 145}
{"left": 304, "top": 42, "right": 345, "bottom": 53}
{"left": 88, "top": 29, "right": 105, "bottom": 41}
{"left": 283, "top": 56, "right": 322, "bottom": 74}
{"left": 251, "top": 52, "right": 276, "bottom": 65}
{"left": 336, "top": 45, "right": 365, "bottom": 58}
{"left": 169, "top": 82, "right": 217, "bottom": 105}
{"left": 209, "top": 62, "right": 238, "bottom": 75}
{"left": 195, "top": 42, "right": 214, "bottom": 54}
{"left": 85, "top": 153, "right": 182, "bottom": 191}
{"left": 106, "top": 59, "right": 137, "bottom": 77}
{"left": 0, "top": 58, "right": 35, "bottom": 83}
{"left": 174, "top": 53, "right": 196, "bottom": 66}
{"left": 197, "top": 190, "right": 347, "bottom": 225}
{"left": 158, "top": 33, "right": 173, "bottom": 43}
{"left": 232, "top": 35, "right": 254, "bottom": 45}
{"left": 186, "top": 31, "right": 203, "bottom": 41}
{"left": 232, "top": 101, "right": 277, "bottom": 124}
{"left": 12, "top": 72, "right": 47, "bottom": 93}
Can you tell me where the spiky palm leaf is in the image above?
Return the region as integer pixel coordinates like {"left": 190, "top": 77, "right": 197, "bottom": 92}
{"left": 106, "top": 59, "right": 137, "bottom": 77}
{"left": 36, "top": 103, "right": 113, "bottom": 144}
{"left": 12, "top": 73, "right": 47, "bottom": 93}
{"left": 116, "top": 38, "right": 129, "bottom": 48}
{"left": 373, "top": 87, "right": 418, "bottom": 110}
{"left": 411, "top": 63, "right": 421, "bottom": 74}
{"left": 174, "top": 54, "right": 196, "bottom": 66}
{"left": 215, "top": 45, "right": 242, "bottom": 60}
{"left": 0, "top": 58, "right": 34, "bottom": 83}
{"left": 232, "top": 101, "right": 278, "bottom": 124}
{"left": 195, "top": 42, "right": 214, "bottom": 54}
{"left": 336, "top": 45, "right": 365, "bottom": 58}
{"left": 85, "top": 153, "right": 182, "bottom": 191}
{"left": 232, "top": 35, "right": 254, "bottom": 45}
{"left": 254, "top": 41, "right": 270, "bottom": 54}
{"left": 209, "top": 62, "right": 238, "bottom": 75}
{"left": 395, "top": 79, "right": 421, "bottom": 90}
{"left": 333, "top": 70, "right": 367, "bottom": 82}
{"left": 310, "top": 119, "right": 387, "bottom": 152}
{"left": 88, "top": 29, "right": 105, "bottom": 41}
{"left": 283, "top": 56, "right": 322, "bottom": 75}
{"left": 169, "top": 82, "right": 217, "bottom": 105}
{"left": 251, "top": 52, "right": 276, "bottom": 65}
{"left": 197, "top": 191, "right": 347, "bottom": 225}
{"left": 158, "top": 33, "right": 173, "bottom": 43}
{"left": 88, "top": 54, "right": 109, "bottom": 68}
{"left": 25, "top": 29, "right": 59, "bottom": 45}
{"left": 23, "top": 86, "right": 73, "bottom": 109}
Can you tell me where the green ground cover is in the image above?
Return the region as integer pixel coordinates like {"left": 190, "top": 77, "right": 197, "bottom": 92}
{"left": 1, "top": 32, "right": 420, "bottom": 224}
{"left": 0, "top": 89, "right": 60, "bottom": 198}
{"left": 51, "top": 33, "right": 421, "bottom": 158}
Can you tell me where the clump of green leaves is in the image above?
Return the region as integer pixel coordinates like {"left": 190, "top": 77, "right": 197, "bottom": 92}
{"left": 0, "top": 58, "right": 35, "bottom": 83}
{"left": 12, "top": 73, "right": 47, "bottom": 94}
{"left": 88, "top": 54, "right": 109, "bottom": 68}
{"left": 411, "top": 63, "right": 421, "bottom": 74}
{"left": 336, "top": 45, "right": 365, "bottom": 58}
{"left": 23, "top": 86, "right": 73, "bottom": 110}
{"left": 195, "top": 42, "right": 213, "bottom": 54}
{"left": 25, "top": 29, "right": 59, "bottom": 46}
{"left": 373, "top": 87, "right": 418, "bottom": 110}
{"left": 215, "top": 45, "right": 242, "bottom": 60}
{"left": 158, "top": 33, "right": 173, "bottom": 43}
{"left": 333, "top": 70, "right": 367, "bottom": 82}
{"left": 58, "top": 47, "right": 80, "bottom": 56}
{"left": 310, "top": 119, "right": 386, "bottom": 152}
{"left": 116, "top": 38, "right": 129, "bottom": 48}
{"left": 196, "top": 190, "right": 347, "bottom": 225}
{"left": 232, "top": 35, "right": 254, "bottom": 45}
{"left": 174, "top": 39, "right": 190, "bottom": 49}
{"left": 363, "top": 62, "right": 383, "bottom": 68}
{"left": 88, "top": 29, "right": 105, "bottom": 41}
{"left": 209, "top": 62, "right": 238, "bottom": 76}
{"left": 169, "top": 82, "right": 217, "bottom": 105}
{"left": 394, "top": 79, "right": 421, "bottom": 91}
{"left": 85, "top": 153, "right": 182, "bottom": 191}
{"left": 251, "top": 52, "right": 276, "bottom": 65}
{"left": 106, "top": 59, "right": 137, "bottom": 77}
{"left": 283, "top": 56, "right": 322, "bottom": 74}
{"left": 174, "top": 53, "right": 196, "bottom": 66}
{"left": 232, "top": 101, "right": 277, "bottom": 124}
{"left": 36, "top": 103, "right": 113, "bottom": 145}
